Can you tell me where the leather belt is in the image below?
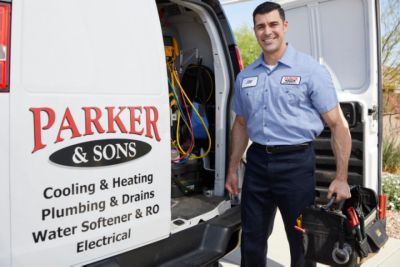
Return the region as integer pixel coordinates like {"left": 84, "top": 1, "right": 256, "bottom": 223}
{"left": 253, "top": 142, "right": 311, "bottom": 154}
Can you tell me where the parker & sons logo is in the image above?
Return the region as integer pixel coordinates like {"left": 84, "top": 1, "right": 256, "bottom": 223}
{"left": 49, "top": 138, "right": 151, "bottom": 167}
{"left": 30, "top": 106, "right": 159, "bottom": 167}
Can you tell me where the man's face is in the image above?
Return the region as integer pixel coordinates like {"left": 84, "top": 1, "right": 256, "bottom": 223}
{"left": 253, "top": 10, "right": 288, "bottom": 55}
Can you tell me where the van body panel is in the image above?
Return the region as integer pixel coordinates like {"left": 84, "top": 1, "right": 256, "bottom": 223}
{"left": 4, "top": 0, "right": 242, "bottom": 265}
{"left": 15, "top": 0, "right": 166, "bottom": 95}
{"left": 2, "top": 0, "right": 382, "bottom": 266}
{"left": 2, "top": 0, "right": 243, "bottom": 264}
{"left": 8, "top": 0, "right": 171, "bottom": 266}
{"left": 281, "top": 0, "right": 380, "bottom": 193}
{"left": 0, "top": 95, "right": 11, "bottom": 267}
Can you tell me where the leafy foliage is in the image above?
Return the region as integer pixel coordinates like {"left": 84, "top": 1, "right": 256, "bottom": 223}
{"left": 382, "top": 136, "right": 400, "bottom": 173}
{"left": 234, "top": 25, "right": 261, "bottom": 68}
{"left": 383, "top": 174, "right": 400, "bottom": 211}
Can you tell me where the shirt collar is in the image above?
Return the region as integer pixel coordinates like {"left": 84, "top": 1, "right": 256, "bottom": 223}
{"left": 252, "top": 54, "right": 264, "bottom": 69}
{"left": 253, "top": 43, "right": 296, "bottom": 69}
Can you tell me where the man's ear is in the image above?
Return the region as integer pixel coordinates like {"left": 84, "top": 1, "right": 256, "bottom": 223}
{"left": 283, "top": 20, "right": 288, "bottom": 33}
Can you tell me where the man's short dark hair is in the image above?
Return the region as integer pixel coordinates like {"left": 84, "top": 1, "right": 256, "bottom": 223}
{"left": 253, "top": 2, "right": 285, "bottom": 25}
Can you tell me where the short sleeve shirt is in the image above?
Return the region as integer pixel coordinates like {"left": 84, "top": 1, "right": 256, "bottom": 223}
{"left": 232, "top": 44, "right": 338, "bottom": 145}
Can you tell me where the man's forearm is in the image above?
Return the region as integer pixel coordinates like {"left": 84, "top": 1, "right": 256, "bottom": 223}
{"left": 227, "top": 117, "right": 249, "bottom": 175}
{"left": 322, "top": 105, "right": 352, "bottom": 200}
{"left": 331, "top": 122, "right": 352, "bottom": 181}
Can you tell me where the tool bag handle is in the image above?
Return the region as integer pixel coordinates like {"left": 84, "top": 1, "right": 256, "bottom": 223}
{"left": 324, "top": 193, "right": 337, "bottom": 210}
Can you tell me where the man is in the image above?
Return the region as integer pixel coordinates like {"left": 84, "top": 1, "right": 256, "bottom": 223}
{"left": 225, "top": 2, "right": 352, "bottom": 267}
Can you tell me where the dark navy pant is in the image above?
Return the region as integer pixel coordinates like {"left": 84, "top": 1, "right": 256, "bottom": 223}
{"left": 241, "top": 143, "right": 316, "bottom": 267}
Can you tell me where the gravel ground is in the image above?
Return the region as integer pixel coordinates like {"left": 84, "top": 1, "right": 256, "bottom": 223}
{"left": 386, "top": 210, "right": 400, "bottom": 239}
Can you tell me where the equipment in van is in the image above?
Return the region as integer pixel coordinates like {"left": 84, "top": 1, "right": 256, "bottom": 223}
{"left": 181, "top": 62, "right": 214, "bottom": 105}
{"left": 182, "top": 63, "right": 214, "bottom": 140}
{"left": 164, "top": 36, "right": 180, "bottom": 59}
{"left": 165, "top": 41, "right": 212, "bottom": 164}
{"left": 163, "top": 34, "right": 216, "bottom": 197}
{"left": 297, "top": 186, "right": 388, "bottom": 266}
{"left": 190, "top": 102, "right": 209, "bottom": 140}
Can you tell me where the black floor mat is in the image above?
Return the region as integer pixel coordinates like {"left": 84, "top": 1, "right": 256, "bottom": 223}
{"left": 171, "top": 194, "right": 227, "bottom": 220}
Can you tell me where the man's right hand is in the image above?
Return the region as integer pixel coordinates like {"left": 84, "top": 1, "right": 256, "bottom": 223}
{"left": 225, "top": 172, "right": 240, "bottom": 195}
{"left": 225, "top": 115, "right": 248, "bottom": 196}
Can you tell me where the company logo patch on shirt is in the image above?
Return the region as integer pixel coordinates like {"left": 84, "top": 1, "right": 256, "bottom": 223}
{"left": 280, "top": 76, "right": 301, "bottom": 85}
{"left": 242, "top": 77, "right": 258, "bottom": 88}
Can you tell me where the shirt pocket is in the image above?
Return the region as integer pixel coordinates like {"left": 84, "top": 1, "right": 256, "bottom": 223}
{"left": 277, "top": 85, "right": 307, "bottom": 115}
{"left": 241, "top": 86, "right": 263, "bottom": 116}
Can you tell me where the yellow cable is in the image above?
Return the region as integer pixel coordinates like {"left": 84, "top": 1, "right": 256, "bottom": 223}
{"left": 175, "top": 73, "right": 195, "bottom": 157}
{"left": 167, "top": 57, "right": 212, "bottom": 160}
{"left": 168, "top": 60, "right": 193, "bottom": 157}
{"left": 168, "top": 61, "right": 191, "bottom": 133}
{"left": 171, "top": 66, "right": 212, "bottom": 159}
{"left": 175, "top": 113, "right": 184, "bottom": 154}
{"left": 171, "top": 65, "right": 198, "bottom": 157}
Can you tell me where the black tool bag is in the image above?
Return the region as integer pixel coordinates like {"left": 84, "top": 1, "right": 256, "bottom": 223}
{"left": 300, "top": 186, "right": 388, "bottom": 266}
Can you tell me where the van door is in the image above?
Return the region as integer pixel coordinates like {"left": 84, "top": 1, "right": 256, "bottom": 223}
{"left": 280, "top": 0, "right": 381, "bottom": 197}
{"left": 9, "top": 0, "right": 170, "bottom": 266}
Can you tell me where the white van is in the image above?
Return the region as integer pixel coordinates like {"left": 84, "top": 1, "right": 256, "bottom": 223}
{"left": 0, "top": 0, "right": 382, "bottom": 266}
{"left": 279, "top": 0, "right": 382, "bottom": 197}
{"left": 0, "top": 0, "right": 242, "bottom": 266}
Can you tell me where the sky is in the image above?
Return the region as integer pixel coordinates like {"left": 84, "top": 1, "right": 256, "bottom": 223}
{"left": 222, "top": 0, "right": 265, "bottom": 30}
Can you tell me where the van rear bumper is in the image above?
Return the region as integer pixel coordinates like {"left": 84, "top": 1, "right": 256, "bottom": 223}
{"left": 86, "top": 206, "right": 241, "bottom": 267}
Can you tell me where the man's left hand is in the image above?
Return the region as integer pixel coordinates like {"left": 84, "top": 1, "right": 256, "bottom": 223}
{"left": 327, "top": 178, "right": 351, "bottom": 202}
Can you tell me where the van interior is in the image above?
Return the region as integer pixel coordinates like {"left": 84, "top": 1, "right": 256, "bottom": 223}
{"left": 156, "top": 0, "right": 232, "bottom": 231}
{"left": 156, "top": 0, "right": 367, "bottom": 230}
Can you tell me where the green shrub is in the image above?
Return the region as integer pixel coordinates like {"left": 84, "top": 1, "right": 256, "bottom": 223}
{"left": 382, "top": 174, "right": 400, "bottom": 211}
{"left": 234, "top": 25, "right": 261, "bottom": 68}
{"left": 382, "top": 136, "right": 400, "bottom": 173}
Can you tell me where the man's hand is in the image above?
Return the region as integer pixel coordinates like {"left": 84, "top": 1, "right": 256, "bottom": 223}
{"left": 322, "top": 105, "right": 352, "bottom": 203}
{"left": 226, "top": 116, "right": 248, "bottom": 196}
{"left": 327, "top": 178, "right": 351, "bottom": 202}
{"left": 225, "top": 172, "right": 240, "bottom": 195}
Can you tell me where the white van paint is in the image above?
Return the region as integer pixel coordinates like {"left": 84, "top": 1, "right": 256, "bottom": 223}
{"left": 9, "top": 1, "right": 170, "bottom": 266}
{"left": 282, "top": 0, "right": 381, "bottom": 192}
{"left": 1, "top": 0, "right": 242, "bottom": 266}
{"left": 0, "top": 0, "right": 383, "bottom": 266}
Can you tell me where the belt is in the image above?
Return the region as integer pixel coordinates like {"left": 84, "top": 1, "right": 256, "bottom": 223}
{"left": 253, "top": 142, "right": 311, "bottom": 154}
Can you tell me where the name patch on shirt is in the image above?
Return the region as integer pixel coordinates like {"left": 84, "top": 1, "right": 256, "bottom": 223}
{"left": 280, "top": 76, "right": 301, "bottom": 85}
{"left": 242, "top": 77, "right": 258, "bottom": 88}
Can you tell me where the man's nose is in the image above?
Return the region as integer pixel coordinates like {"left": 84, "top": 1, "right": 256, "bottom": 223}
{"left": 264, "top": 26, "right": 273, "bottom": 35}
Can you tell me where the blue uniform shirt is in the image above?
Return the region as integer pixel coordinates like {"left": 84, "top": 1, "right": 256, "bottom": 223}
{"left": 232, "top": 44, "right": 338, "bottom": 145}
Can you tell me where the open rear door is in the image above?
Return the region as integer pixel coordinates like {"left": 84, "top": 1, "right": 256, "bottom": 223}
{"left": 280, "top": 0, "right": 381, "bottom": 196}
{"left": 9, "top": 1, "right": 170, "bottom": 266}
